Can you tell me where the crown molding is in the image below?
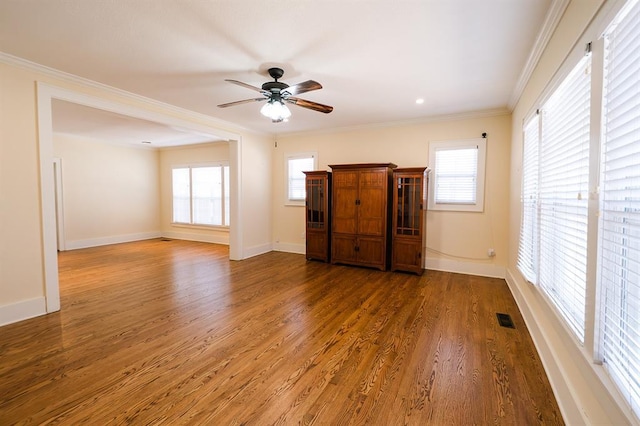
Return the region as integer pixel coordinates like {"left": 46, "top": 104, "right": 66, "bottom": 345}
{"left": 507, "top": 0, "right": 571, "bottom": 110}
{"left": 0, "top": 51, "right": 259, "bottom": 137}
{"left": 277, "top": 108, "right": 511, "bottom": 139}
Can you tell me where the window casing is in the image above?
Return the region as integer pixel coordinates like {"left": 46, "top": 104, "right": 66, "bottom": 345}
{"left": 172, "top": 164, "right": 230, "bottom": 227}
{"left": 285, "top": 153, "right": 316, "bottom": 206}
{"left": 428, "top": 138, "right": 486, "bottom": 212}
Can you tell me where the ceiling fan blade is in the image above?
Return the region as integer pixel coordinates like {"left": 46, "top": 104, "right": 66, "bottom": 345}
{"left": 217, "top": 98, "right": 266, "bottom": 108}
{"left": 225, "top": 79, "right": 269, "bottom": 94}
{"left": 282, "top": 80, "right": 322, "bottom": 96}
{"left": 286, "top": 97, "right": 334, "bottom": 114}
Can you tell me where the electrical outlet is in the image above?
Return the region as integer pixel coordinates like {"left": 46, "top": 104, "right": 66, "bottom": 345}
{"left": 488, "top": 248, "right": 496, "bottom": 257}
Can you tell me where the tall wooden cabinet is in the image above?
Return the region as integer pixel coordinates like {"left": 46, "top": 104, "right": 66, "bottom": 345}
{"left": 304, "top": 171, "right": 331, "bottom": 262}
{"left": 329, "top": 163, "right": 396, "bottom": 271}
{"left": 391, "top": 167, "right": 430, "bottom": 274}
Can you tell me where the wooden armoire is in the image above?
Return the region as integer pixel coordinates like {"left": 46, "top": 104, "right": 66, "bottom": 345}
{"left": 329, "top": 163, "right": 396, "bottom": 271}
{"left": 303, "top": 171, "right": 331, "bottom": 262}
{"left": 391, "top": 167, "right": 430, "bottom": 274}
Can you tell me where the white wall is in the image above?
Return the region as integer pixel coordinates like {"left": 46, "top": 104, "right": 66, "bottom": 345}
{"left": 273, "top": 113, "right": 511, "bottom": 278}
{"left": 53, "top": 133, "right": 161, "bottom": 249}
{"left": 239, "top": 133, "right": 274, "bottom": 258}
{"left": 0, "top": 62, "right": 47, "bottom": 324}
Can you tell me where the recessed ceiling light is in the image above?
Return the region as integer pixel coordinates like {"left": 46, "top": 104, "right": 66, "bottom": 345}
{"left": 415, "top": 98, "right": 425, "bottom": 105}
{"left": 141, "top": 141, "right": 152, "bottom": 144}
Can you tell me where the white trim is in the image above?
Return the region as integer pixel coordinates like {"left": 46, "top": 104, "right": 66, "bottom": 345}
{"left": 508, "top": 0, "right": 571, "bottom": 109}
{"left": 36, "top": 85, "right": 61, "bottom": 313}
{"left": 505, "top": 267, "right": 635, "bottom": 425}
{"left": 53, "top": 157, "right": 66, "bottom": 252}
{"left": 65, "top": 232, "right": 163, "bottom": 250}
{"left": 277, "top": 109, "right": 511, "bottom": 138}
{"left": 424, "top": 257, "right": 505, "bottom": 279}
{"left": 0, "top": 297, "right": 47, "bottom": 327}
{"left": 428, "top": 138, "right": 487, "bottom": 212}
{"left": 161, "top": 231, "right": 229, "bottom": 245}
{"left": 0, "top": 52, "right": 246, "bottom": 138}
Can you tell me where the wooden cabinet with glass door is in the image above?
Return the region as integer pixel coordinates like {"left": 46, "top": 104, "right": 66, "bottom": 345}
{"left": 304, "top": 171, "right": 331, "bottom": 262}
{"left": 392, "top": 167, "right": 430, "bottom": 274}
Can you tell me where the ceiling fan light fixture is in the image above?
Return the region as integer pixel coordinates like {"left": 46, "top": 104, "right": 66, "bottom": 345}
{"left": 260, "top": 99, "right": 291, "bottom": 122}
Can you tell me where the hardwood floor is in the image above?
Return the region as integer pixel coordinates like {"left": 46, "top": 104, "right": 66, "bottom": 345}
{"left": 0, "top": 239, "right": 564, "bottom": 425}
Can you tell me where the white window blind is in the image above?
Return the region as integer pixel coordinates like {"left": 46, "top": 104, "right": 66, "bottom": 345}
{"left": 518, "top": 115, "right": 540, "bottom": 284}
{"left": 428, "top": 138, "right": 486, "bottom": 212}
{"left": 192, "top": 167, "right": 218, "bottom": 225}
{"left": 287, "top": 155, "right": 315, "bottom": 202}
{"left": 172, "top": 165, "right": 230, "bottom": 226}
{"left": 538, "top": 55, "right": 591, "bottom": 343}
{"left": 434, "top": 147, "right": 478, "bottom": 204}
{"left": 172, "top": 168, "right": 191, "bottom": 224}
{"left": 598, "top": 0, "right": 640, "bottom": 415}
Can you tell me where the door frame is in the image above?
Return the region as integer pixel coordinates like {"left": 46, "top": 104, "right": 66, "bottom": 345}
{"left": 37, "top": 82, "right": 244, "bottom": 313}
{"left": 52, "top": 157, "right": 65, "bottom": 251}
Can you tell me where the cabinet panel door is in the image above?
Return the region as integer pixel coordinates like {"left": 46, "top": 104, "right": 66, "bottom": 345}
{"left": 357, "top": 237, "right": 386, "bottom": 269}
{"left": 392, "top": 239, "right": 422, "bottom": 273}
{"left": 358, "top": 170, "right": 386, "bottom": 236}
{"left": 306, "top": 231, "right": 328, "bottom": 261}
{"left": 332, "top": 234, "right": 358, "bottom": 264}
{"left": 332, "top": 171, "right": 358, "bottom": 234}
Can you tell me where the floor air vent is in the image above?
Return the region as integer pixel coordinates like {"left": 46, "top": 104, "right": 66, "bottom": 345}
{"left": 496, "top": 313, "right": 515, "bottom": 329}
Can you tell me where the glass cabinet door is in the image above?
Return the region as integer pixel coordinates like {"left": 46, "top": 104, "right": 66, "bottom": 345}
{"left": 307, "top": 178, "right": 325, "bottom": 229}
{"left": 396, "top": 176, "right": 422, "bottom": 236}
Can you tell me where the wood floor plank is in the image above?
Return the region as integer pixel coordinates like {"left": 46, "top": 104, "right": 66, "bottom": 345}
{"left": 0, "top": 239, "right": 564, "bottom": 425}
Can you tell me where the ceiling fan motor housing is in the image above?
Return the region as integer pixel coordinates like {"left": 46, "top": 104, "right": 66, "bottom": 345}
{"left": 262, "top": 67, "right": 289, "bottom": 94}
{"left": 262, "top": 81, "right": 289, "bottom": 92}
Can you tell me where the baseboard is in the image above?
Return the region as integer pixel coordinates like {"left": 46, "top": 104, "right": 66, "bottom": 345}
{"left": 65, "top": 231, "right": 162, "bottom": 250}
{"left": 505, "top": 268, "right": 633, "bottom": 425}
{"left": 273, "top": 242, "right": 305, "bottom": 255}
{"left": 0, "top": 297, "right": 47, "bottom": 327}
{"left": 424, "top": 257, "right": 506, "bottom": 278}
{"left": 161, "top": 231, "right": 229, "bottom": 245}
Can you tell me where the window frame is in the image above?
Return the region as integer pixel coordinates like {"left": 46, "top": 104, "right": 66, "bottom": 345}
{"left": 171, "top": 162, "right": 230, "bottom": 228}
{"left": 284, "top": 152, "right": 317, "bottom": 206}
{"left": 427, "top": 138, "right": 487, "bottom": 212}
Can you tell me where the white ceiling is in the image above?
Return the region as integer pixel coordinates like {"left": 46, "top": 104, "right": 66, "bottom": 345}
{"left": 51, "top": 100, "right": 222, "bottom": 148}
{"left": 0, "top": 0, "right": 552, "bottom": 144}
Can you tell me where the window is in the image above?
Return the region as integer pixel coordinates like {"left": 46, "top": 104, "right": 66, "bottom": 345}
{"left": 597, "top": 0, "right": 640, "bottom": 415}
{"left": 517, "top": 115, "right": 540, "bottom": 284}
{"left": 518, "top": 0, "right": 640, "bottom": 417}
{"left": 285, "top": 153, "right": 316, "bottom": 205}
{"left": 428, "top": 138, "right": 486, "bottom": 212}
{"left": 538, "top": 55, "right": 591, "bottom": 343}
{"left": 518, "top": 55, "right": 592, "bottom": 343}
{"left": 172, "top": 164, "right": 230, "bottom": 227}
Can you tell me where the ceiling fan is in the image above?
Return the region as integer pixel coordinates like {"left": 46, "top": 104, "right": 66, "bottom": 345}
{"left": 217, "top": 67, "right": 333, "bottom": 122}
